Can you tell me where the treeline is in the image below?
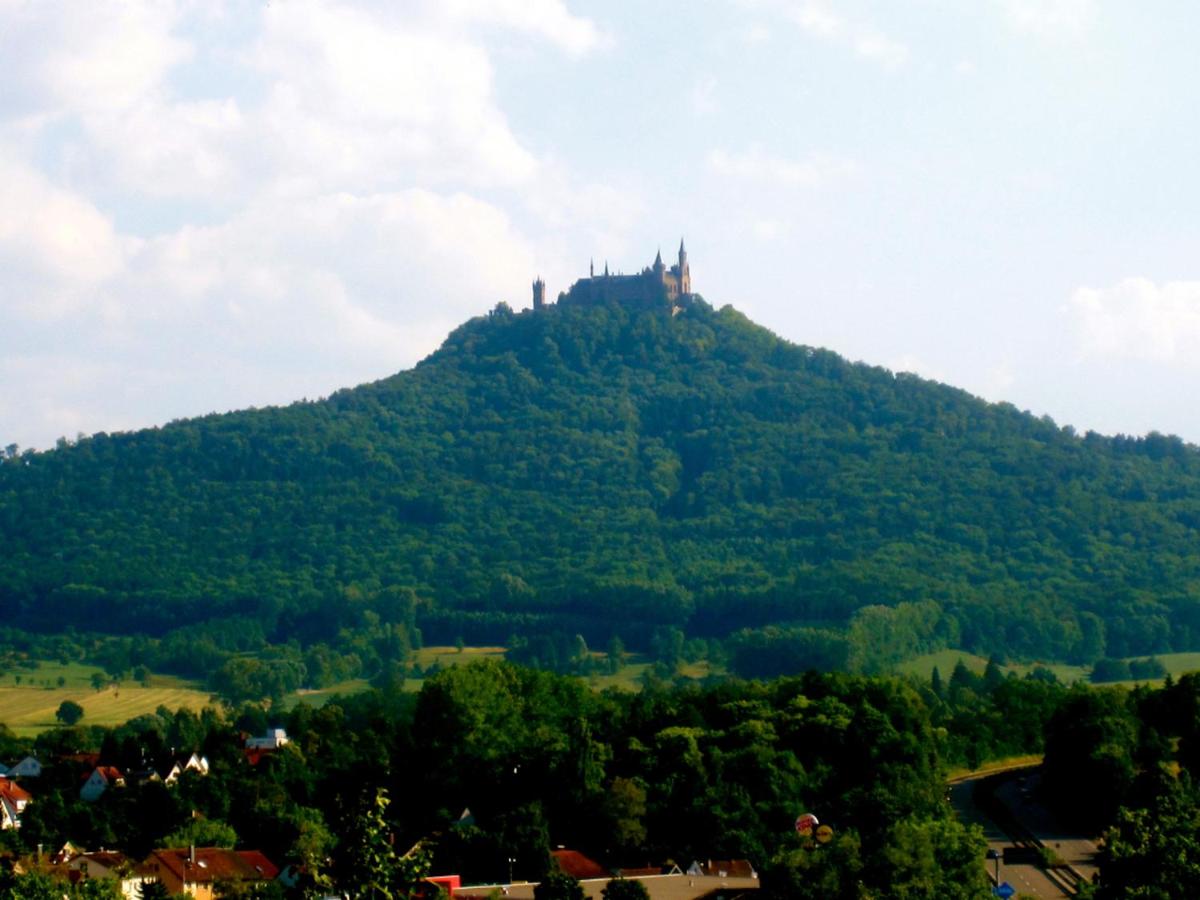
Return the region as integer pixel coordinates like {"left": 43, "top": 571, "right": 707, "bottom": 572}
{"left": 5, "top": 298, "right": 1200, "bottom": 666}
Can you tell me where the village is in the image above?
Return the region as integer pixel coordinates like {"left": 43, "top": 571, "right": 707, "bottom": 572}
{"left": 0, "top": 728, "right": 759, "bottom": 900}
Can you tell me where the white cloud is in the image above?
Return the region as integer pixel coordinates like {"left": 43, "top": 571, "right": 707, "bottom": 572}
{"left": 997, "top": 0, "right": 1094, "bottom": 36}
{"left": 0, "top": 151, "right": 127, "bottom": 317}
{"left": 0, "top": 1, "right": 189, "bottom": 120}
{"left": 437, "top": 0, "right": 606, "bottom": 56}
{"left": 0, "top": 1, "right": 630, "bottom": 448}
{"left": 854, "top": 32, "right": 909, "bottom": 67}
{"left": 708, "top": 146, "right": 858, "bottom": 188}
{"left": 250, "top": 2, "right": 539, "bottom": 193}
{"left": 1069, "top": 278, "right": 1200, "bottom": 366}
{"left": 774, "top": 1, "right": 909, "bottom": 67}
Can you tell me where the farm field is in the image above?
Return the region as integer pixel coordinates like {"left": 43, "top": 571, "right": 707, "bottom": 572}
{"left": 0, "top": 683, "right": 213, "bottom": 738}
{"left": 0, "top": 659, "right": 212, "bottom": 737}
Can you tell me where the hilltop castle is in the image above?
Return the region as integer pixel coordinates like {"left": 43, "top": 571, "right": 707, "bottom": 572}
{"left": 532, "top": 240, "right": 693, "bottom": 312}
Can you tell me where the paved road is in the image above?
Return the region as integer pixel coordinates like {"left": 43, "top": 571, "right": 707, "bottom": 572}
{"left": 949, "top": 778, "right": 1070, "bottom": 899}
{"left": 992, "top": 772, "right": 1098, "bottom": 886}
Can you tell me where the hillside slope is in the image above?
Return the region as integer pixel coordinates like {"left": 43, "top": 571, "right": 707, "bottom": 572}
{"left": 3, "top": 297, "right": 1199, "bottom": 664}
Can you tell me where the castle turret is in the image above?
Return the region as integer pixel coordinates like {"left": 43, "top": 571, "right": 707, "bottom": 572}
{"left": 532, "top": 277, "right": 546, "bottom": 310}
{"left": 653, "top": 249, "right": 665, "bottom": 275}
{"left": 678, "top": 238, "right": 690, "bottom": 295}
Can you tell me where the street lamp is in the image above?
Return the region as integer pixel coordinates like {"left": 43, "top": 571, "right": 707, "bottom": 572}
{"left": 985, "top": 848, "right": 1001, "bottom": 884}
{"left": 508, "top": 856, "right": 516, "bottom": 884}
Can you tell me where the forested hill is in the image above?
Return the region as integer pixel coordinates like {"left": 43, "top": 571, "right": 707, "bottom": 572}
{"left": 3, "top": 296, "right": 1200, "bottom": 666}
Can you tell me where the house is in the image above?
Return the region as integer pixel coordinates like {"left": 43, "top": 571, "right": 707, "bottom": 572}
{"left": 0, "top": 778, "right": 32, "bottom": 829}
{"left": 244, "top": 728, "right": 288, "bottom": 750}
{"left": 66, "top": 850, "right": 142, "bottom": 900}
{"left": 137, "top": 847, "right": 279, "bottom": 900}
{"left": 163, "top": 753, "right": 210, "bottom": 784}
{"left": 52, "top": 842, "right": 87, "bottom": 865}
{"left": 80, "top": 766, "right": 126, "bottom": 802}
{"left": 7, "top": 756, "right": 42, "bottom": 778}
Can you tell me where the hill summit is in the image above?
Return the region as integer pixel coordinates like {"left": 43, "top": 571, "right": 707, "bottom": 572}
{"left": 3, "top": 291, "right": 1200, "bottom": 673}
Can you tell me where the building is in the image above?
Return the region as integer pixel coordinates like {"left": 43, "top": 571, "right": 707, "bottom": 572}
{"left": 539, "top": 241, "right": 693, "bottom": 312}
{"left": 65, "top": 850, "right": 141, "bottom": 900}
{"left": 137, "top": 848, "right": 279, "bottom": 900}
{"left": 80, "top": 766, "right": 125, "bottom": 802}
{"left": 244, "top": 728, "right": 289, "bottom": 750}
{"left": 0, "top": 778, "right": 31, "bottom": 829}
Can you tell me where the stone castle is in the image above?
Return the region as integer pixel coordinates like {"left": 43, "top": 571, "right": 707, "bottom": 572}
{"left": 532, "top": 240, "right": 693, "bottom": 312}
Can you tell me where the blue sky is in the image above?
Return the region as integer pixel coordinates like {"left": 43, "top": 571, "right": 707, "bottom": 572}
{"left": 3, "top": 0, "right": 1200, "bottom": 448}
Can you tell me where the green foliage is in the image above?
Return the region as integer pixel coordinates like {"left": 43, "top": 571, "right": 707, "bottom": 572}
{"left": 600, "top": 878, "right": 649, "bottom": 900}
{"left": 1042, "top": 688, "right": 1138, "bottom": 829}
{"left": 336, "top": 788, "right": 431, "bottom": 900}
{"left": 5, "top": 299, "right": 1200, "bottom": 674}
{"left": 161, "top": 817, "right": 238, "bottom": 849}
{"left": 878, "top": 817, "right": 992, "bottom": 898}
{"left": 0, "top": 872, "right": 123, "bottom": 900}
{"left": 534, "top": 871, "right": 584, "bottom": 900}
{"left": 1093, "top": 774, "right": 1200, "bottom": 898}
{"left": 136, "top": 884, "right": 171, "bottom": 900}
{"left": 55, "top": 699, "right": 84, "bottom": 726}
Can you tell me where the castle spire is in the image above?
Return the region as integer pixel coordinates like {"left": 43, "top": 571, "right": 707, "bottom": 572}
{"left": 678, "top": 237, "right": 691, "bottom": 295}
{"left": 590, "top": 258, "right": 594, "bottom": 277}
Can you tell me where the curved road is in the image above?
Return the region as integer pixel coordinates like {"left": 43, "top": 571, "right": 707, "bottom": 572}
{"left": 949, "top": 776, "right": 1070, "bottom": 899}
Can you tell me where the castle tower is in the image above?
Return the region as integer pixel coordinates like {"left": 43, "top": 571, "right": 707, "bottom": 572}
{"left": 678, "top": 238, "right": 690, "bottom": 295}
{"left": 532, "top": 277, "right": 546, "bottom": 310}
{"left": 653, "top": 248, "right": 665, "bottom": 275}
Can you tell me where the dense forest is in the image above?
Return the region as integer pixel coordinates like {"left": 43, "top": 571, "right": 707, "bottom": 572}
{"left": 0, "top": 660, "right": 1054, "bottom": 900}
{"left": 4, "top": 297, "right": 1200, "bottom": 677}
{"left": 5, "top": 654, "right": 1200, "bottom": 897}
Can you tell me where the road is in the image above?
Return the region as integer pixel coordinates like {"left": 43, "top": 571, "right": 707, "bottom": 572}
{"left": 993, "top": 772, "right": 1099, "bottom": 885}
{"left": 949, "top": 777, "right": 1070, "bottom": 899}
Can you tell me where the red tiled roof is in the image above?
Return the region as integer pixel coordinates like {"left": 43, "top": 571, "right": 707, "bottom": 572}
{"left": 551, "top": 849, "right": 609, "bottom": 880}
{"left": 80, "top": 851, "right": 129, "bottom": 867}
{"left": 141, "top": 848, "right": 279, "bottom": 884}
{"left": 0, "top": 779, "right": 32, "bottom": 802}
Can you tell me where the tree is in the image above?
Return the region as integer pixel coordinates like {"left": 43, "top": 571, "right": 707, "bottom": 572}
{"left": 1093, "top": 776, "right": 1200, "bottom": 898}
{"left": 162, "top": 817, "right": 238, "bottom": 849}
{"left": 55, "top": 700, "right": 84, "bottom": 726}
{"left": 533, "top": 871, "right": 584, "bottom": 900}
{"left": 337, "top": 788, "right": 430, "bottom": 900}
{"left": 138, "top": 882, "right": 172, "bottom": 900}
{"left": 601, "top": 878, "right": 649, "bottom": 900}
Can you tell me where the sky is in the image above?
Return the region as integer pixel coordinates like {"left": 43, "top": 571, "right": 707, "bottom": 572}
{"left": 4, "top": 0, "right": 1200, "bottom": 450}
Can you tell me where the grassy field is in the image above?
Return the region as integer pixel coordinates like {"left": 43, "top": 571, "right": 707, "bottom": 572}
{"left": 1151, "top": 652, "right": 1200, "bottom": 677}
{"left": 896, "top": 649, "right": 1091, "bottom": 684}
{"left": 895, "top": 649, "right": 993, "bottom": 680}
{"left": 897, "top": 648, "right": 1200, "bottom": 689}
{"left": 0, "top": 683, "right": 213, "bottom": 737}
{"left": 413, "top": 645, "right": 508, "bottom": 669}
{"left": 0, "top": 660, "right": 212, "bottom": 737}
